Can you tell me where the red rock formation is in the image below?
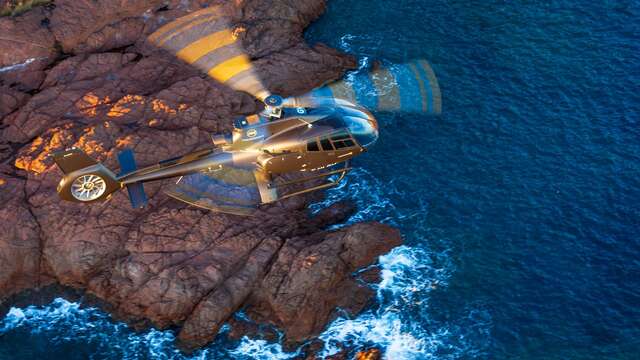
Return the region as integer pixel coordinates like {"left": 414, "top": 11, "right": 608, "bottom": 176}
{"left": 0, "top": 0, "right": 402, "bottom": 352}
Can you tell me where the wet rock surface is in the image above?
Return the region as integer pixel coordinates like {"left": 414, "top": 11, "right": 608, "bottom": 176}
{"left": 0, "top": 0, "right": 402, "bottom": 352}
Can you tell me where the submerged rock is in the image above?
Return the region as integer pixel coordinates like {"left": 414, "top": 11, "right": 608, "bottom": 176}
{"left": 0, "top": 0, "right": 401, "bottom": 352}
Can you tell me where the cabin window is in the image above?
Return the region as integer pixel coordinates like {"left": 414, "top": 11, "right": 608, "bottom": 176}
{"left": 307, "top": 140, "right": 320, "bottom": 152}
{"left": 333, "top": 141, "right": 347, "bottom": 149}
{"left": 320, "top": 138, "right": 334, "bottom": 151}
{"left": 333, "top": 139, "right": 355, "bottom": 149}
{"left": 329, "top": 131, "right": 356, "bottom": 150}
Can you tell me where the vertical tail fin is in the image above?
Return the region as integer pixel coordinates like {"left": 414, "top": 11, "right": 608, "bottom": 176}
{"left": 117, "top": 148, "right": 148, "bottom": 209}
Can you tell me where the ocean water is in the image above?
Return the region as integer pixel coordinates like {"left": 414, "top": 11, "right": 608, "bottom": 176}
{"left": 2, "top": 0, "right": 640, "bottom": 359}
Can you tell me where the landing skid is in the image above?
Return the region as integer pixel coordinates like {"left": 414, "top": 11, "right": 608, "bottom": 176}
{"left": 267, "top": 161, "right": 351, "bottom": 201}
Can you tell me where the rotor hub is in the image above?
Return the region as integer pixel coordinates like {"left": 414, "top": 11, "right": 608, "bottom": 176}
{"left": 264, "top": 95, "right": 283, "bottom": 107}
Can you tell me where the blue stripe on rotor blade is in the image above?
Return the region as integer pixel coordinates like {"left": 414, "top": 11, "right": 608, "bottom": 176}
{"left": 388, "top": 64, "right": 423, "bottom": 112}
{"left": 311, "top": 86, "right": 334, "bottom": 98}
{"left": 414, "top": 62, "right": 434, "bottom": 113}
{"left": 352, "top": 72, "right": 378, "bottom": 110}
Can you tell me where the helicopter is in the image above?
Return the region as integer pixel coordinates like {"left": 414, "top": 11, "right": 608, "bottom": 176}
{"left": 52, "top": 5, "right": 441, "bottom": 215}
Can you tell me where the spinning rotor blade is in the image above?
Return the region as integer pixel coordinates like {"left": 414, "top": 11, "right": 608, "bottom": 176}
{"left": 285, "top": 59, "right": 441, "bottom": 114}
{"left": 148, "top": 7, "right": 270, "bottom": 101}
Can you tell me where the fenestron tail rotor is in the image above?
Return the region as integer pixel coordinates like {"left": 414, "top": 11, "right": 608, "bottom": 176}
{"left": 283, "top": 59, "right": 442, "bottom": 115}
{"left": 148, "top": 6, "right": 271, "bottom": 102}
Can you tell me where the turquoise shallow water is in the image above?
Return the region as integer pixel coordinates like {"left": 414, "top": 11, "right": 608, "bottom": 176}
{"left": 2, "top": 0, "right": 640, "bottom": 359}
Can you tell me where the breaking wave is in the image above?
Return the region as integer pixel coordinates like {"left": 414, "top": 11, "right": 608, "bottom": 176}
{"left": 311, "top": 170, "right": 491, "bottom": 359}
{"left": 0, "top": 298, "right": 183, "bottom": 359}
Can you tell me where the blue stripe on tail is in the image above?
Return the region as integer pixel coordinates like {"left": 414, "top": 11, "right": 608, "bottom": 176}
{"left": 117, "top": 148, "right": 148, "bottom": 209}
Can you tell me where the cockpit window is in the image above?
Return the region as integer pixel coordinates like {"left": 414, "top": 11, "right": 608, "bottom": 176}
{"left": 331, "top": 132, "right": 350, "bottom": 141}
{"left": 333, "top": 140, "right": 353, "bottom": 149}
{"left": 333, "top": 141, "right": 345, "bottom": 149}
{"left": 320, "top": 138, "right": 333, "bottom": 151}
{"left": 307, "top": 140, "right": 319, "bottom": 151}
{"left": 329, "top": 131, "right": 357, "bottom": 150}
{"left": 303, "top": 109, "right": 378, "bottom": 150}
{"left": 343, "top": 116, "right": 378, "bottom": 148}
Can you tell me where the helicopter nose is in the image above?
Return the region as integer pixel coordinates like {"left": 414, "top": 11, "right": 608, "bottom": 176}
{"left": 344, "top": 113, "right": 379, "bottom": 148}
{"left": 369, "top": 115, "right": 379, "bottom": 132}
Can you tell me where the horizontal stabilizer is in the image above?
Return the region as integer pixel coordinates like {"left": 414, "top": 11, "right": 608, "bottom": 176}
{"left": 52, "top": 148, "right": 98, "bottom": 174}
{"left": 117, "top": 148, "right": 148, "bottom": 209}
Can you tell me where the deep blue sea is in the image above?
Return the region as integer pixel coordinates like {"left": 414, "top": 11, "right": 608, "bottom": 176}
{"left": 2, "top": 0, "right": 640, "bottom": 359}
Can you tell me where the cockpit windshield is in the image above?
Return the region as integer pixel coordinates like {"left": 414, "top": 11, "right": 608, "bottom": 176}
{"left": 306, "top": 107, "right": 379, "bottom": 148}
{"left": 343, "top": 115, "right": 378, "bottom": 147}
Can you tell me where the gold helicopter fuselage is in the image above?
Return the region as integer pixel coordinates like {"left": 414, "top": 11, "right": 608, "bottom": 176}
{"left": 53, "top": 101, "right": 379, "bottom": 213}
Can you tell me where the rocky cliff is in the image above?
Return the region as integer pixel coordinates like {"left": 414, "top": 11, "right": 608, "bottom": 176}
{"left": 0, "top": 0, "right": 401, "bottom": 353}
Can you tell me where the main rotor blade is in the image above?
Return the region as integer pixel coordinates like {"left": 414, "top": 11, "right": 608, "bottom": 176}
{"left": 148, "top": 6, "right": 270, "bottom": 101}
{"left": 165, "top": 168, "right": 261, "bottom": 216}
{"left": 285, "top": 59, "right": 441, "bottom": 114}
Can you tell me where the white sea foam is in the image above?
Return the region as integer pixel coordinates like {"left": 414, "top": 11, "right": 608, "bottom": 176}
{"left": 0, "top": 298, "right": 186, "bottom": 359}
{"left": 228, "top": 337, "right": 299, "bottom": 360}
{"left": 309, "top": 168, "right": 401, "bottom": 226}
{"left": 339, "top": 34, "right": 357, "bottom": 51}
{"left": 317, "top": 245, "right": 452, "bottom": 360}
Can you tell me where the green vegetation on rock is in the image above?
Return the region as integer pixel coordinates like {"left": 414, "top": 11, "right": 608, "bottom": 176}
{"left": 0, "top": 0, "right": 51, "bottom": 17}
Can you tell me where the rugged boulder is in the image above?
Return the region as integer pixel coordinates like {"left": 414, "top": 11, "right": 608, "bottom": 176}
{"left": 0, "top": 0, "right": 402, "bottom": 352}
